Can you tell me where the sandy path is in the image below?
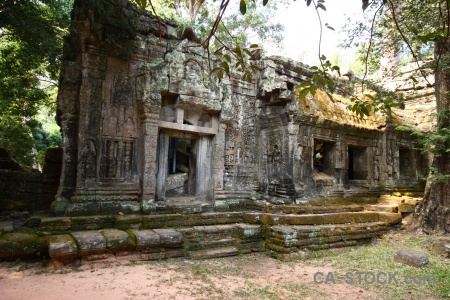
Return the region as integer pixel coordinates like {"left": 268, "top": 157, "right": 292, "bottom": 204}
{"left": 0, "top": 254, "right": 375, "bottom": 300}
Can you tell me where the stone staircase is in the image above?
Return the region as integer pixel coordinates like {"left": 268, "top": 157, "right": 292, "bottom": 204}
{"left": 0, "top": 197, "right": 419, "bottom": 264}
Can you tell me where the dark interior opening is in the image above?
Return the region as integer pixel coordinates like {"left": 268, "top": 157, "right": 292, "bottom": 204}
{"left": 313, "top": 140, "right": 335, "bottom": 175}
{"left": 165, "top": 138, "right": 193, "bottom": 197}
{"left": 347, "top": 145, "right": 368, "bottom": 180}
{"left": 286, "top": 82, "right": 294, "bottom": 91}
{"left": 399, "top": 147, "right": 414, "bottom": 177}
{"left": 168, "top": 138, "right": 191, "bottom": 174}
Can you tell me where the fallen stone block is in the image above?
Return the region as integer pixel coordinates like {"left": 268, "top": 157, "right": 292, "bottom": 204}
{"left": 71, "top": 231, "right": 106, "bottom": 256}
{"left": 432, "top": 241, "right": 450, "bottom": 257}
{"left": 47, "top": 234, "right": 78, "bottom": 262}
{"left": 394, "top": 250, "right": 429, "bottom": 267}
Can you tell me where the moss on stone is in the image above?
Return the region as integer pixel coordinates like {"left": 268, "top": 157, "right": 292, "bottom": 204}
{"left": 0, "top": 233, "right": 38, "bottom": 259}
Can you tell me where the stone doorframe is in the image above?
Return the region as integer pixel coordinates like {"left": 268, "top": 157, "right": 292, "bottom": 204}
{"left": 155, "top": 107, "right": 219, "bottom": 202}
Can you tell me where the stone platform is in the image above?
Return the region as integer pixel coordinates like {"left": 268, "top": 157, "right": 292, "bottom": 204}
{"left": 0, "top": 200, "right": 408, "bottom": 264}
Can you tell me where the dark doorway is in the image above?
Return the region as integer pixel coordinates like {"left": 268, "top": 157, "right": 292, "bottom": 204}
{"left": 313, "top": 140, "right": 335, "bottom": 175}
{"left": 165, "top": 138, "right": 192, "bottom": 197}
{"left": 399, "top": 147, "right": 415, "bottom": 177}
{"left": 348, "top": 146, "right": 368, "bottom": 180}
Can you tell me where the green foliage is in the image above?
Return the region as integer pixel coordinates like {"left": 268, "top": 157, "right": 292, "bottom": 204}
{"left": 0, "top": 0, "right": 70, "bottom": 167}
{"left": 296, "top": 55, "right": 341, "bottom": 102}
{"left": 0, "top": 116, "right": 37, "bottom": 166}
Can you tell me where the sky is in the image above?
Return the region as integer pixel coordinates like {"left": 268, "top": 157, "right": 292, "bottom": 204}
{"left": 270, "top": 0, "right": 364, "bottom": 65}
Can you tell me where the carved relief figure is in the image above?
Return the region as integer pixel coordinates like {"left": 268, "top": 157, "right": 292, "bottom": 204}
{"left": 82, "top": 140, "right": 97, "bottom": 178}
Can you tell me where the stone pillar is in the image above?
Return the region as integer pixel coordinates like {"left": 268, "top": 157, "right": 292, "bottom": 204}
{"left": 139, "top": 104, "right": 161, "bottom": 213}
{"left": 196, "top": 136, "right": 213, "bottom": 201}
{"left": 213, "top": 123, "right": 226, "bottom": 192}
{"left": 155, "top": 132, "right": 169, "bottom": 201}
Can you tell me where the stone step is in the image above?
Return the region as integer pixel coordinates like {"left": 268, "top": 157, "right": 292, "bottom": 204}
{"left": 365, "top": 204, "right": 399, "bottom": 213}
{"left": 189, "top": 246, "right": 239, "bottom": 259}
{"left": 266, "top": 221, "right": 389, "bottom": 261}
{"left": 244, "top": 211, "right": 402, "bottom": 226}
{"left": 36, "top": 212, "right": 245, "bottom": 233}
{"left": 270, "top": 205, "right": 365, "bottom": 215}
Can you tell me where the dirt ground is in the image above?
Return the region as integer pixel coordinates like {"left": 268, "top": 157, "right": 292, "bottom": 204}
{"left": 0, "top": 253, "right": 376, "bottom": 300}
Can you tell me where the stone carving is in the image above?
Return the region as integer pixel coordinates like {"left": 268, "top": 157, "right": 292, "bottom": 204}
{"left": 82, "top": 140, "right": 97, "bottom": 178}
{"left": 53, "top": 0, "right": 428, "bottom": 216}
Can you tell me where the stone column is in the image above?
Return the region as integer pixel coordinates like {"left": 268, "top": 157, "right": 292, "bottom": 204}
{"left": 213, "top": 123, "right": 226, "bottom": 192}
{"left": 140, "top": 104, "right": 160, "bottom": 212}
{"left": 155, "top": 132, "right": 169, "bottom": 201}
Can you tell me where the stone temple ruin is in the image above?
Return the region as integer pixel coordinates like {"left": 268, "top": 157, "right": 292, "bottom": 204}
{"left": 51, "top": 0, "right": 430, "bottom": 216}
{"left": 0, "top": 0, "right": 435, "bottom": 262}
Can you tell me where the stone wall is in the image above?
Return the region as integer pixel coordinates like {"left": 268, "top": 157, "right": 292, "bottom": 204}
{"left": 0, "top": 148, "right": 62, "bottom": 221}
{"left": 51, "top": 0, "right": 429, "bottom": 216}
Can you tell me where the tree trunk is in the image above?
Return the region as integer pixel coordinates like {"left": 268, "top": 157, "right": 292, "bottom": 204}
{"left": 418, "top": 41, "right": 450, "bottom": 233}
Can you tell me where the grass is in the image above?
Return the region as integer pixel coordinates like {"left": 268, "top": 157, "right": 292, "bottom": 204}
{"left": 306, "top": 231, "right": 450, "bottom": 300}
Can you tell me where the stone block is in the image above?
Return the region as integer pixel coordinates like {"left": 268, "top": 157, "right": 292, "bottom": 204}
{"left": 40, "top": 217, "right": 71, "bottom": 232}
{"left": 100, "top": 229, "right": 135, "bottom": 253}
{"left": 394, "top": 250, "right": 429, "bottom": 268}
{"left": 189, "top": 246, "right": 239, "bottom": 259}
{"left": 242, "top": 212, "right": 263, "bottom": 224}
{"left": 398, "top": 203, "right": 416, "bottom": 213}
{"left": 47, "top": 234, "right": 78, "bottom": 262}
{"left": 128, "top": 229, "right": 160, "bottom": 251}
{"left": 153, "top": 229, "right": 184, "bottom": 247}
{"left": 71, "top": 231, "right": 106, "bottom": 256}
{"left": 71, "top": 215, "right": 115, "bottom": 231}
{"left": 0, "top": 233, "right": 38, "bottom": 259}
{"left": 432, "top": 241, "right": 450, "bottom": 256}
{"left": 114, "top": 215, "right": 143, "bottom": 230}
{"left": 0, "top": 221, "right": 14, "bottom": 233}
{"left": 234, "top": 224, "right": 262, "bottom": 240}
{"left": 365, "top": 204, "right": 398, "bottom": 213}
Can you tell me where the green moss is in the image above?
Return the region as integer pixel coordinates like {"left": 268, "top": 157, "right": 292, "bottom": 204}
{"left": 0, "top": 233, "right": 38, "bottom": 259}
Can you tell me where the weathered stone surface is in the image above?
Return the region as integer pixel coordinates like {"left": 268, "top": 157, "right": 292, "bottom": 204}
{"left": 114, "top": 215, "right": 143, "bottom": 230}
{"left": 50, "top": 0, "right": 428, "bottom": 219}
{"left": 234, "top": 224, "right": 262, "bottom": 240}
{"left": 0, "top": 233, "right": 38, "bottom": 259}
{"left": 71, "top": 215, "right": 115, "bottom": 231}
{"left": 71, "top": 231, "right": 106, "bottom": 256}
{"left": 432, "top": 241, "right": 450, "bottom": 257}
{"left": 100, "top": 229, "right": 134, "bottom": 252}
{"left": 394, "top": 250, "right": 429, "bottom": 267}
{"left": 128, "top": 229, "right": 160, "bottom": 250}
{"left": 40, "top": 217, "right": 71, "bottom": 232}
{"left": 398, "top": 203, "right": 416, "bottom": 213}
{"left": 152, "top": 229, "right": 184, "bottom": 247}
{"left": 47, "top": 234, "right": 78, "bottom": 262}
{"left": 0, "top": 221, "right": 14, "bottom": 234}
{"left": 189, "top": 246, "right": 239, "bottom": 259}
